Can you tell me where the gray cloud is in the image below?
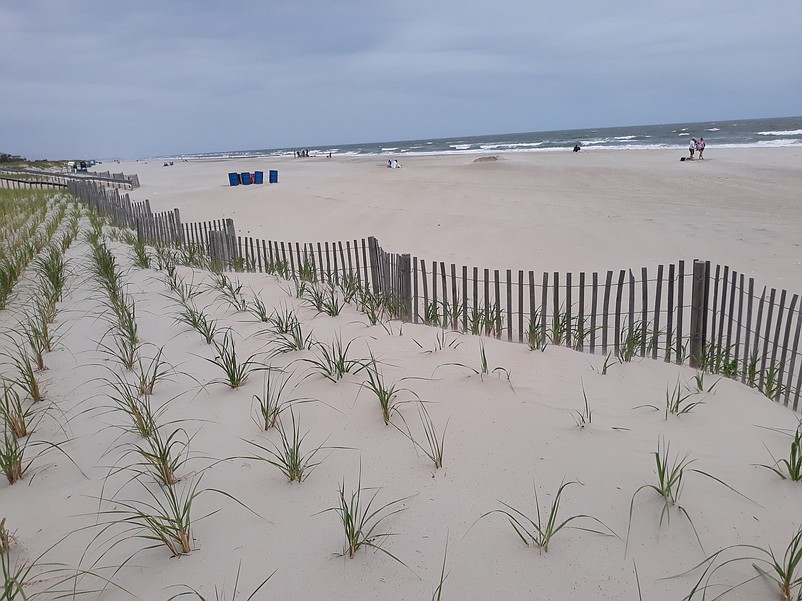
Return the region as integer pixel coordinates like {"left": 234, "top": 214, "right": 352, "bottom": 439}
{"left": 1, "top": 1, "right": 800, "bottom": 158}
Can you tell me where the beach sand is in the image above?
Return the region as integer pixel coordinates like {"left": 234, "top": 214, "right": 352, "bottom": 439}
{"left": 2, "top": 148, "right": 802, "bottom": 600}
{"left": 122, "top": 147, "right": 802, "bottom": 287}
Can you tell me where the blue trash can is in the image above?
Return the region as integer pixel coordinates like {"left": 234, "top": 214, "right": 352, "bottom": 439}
{"left": 269, "top": 169, "right": 279, "bottom": 183}
{"left": 228, "top": 172, "right": 240, "bottom": 186}
{"left": 254, "top": 171, "right": 264, "bottom": 184}
{"left": 241, "top": 172, "right": 252, "bottom": 185}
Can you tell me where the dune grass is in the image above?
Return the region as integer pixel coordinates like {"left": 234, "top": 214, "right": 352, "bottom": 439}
{"left": 130, "top": 424, "right": 191, "bottom": 487}
{"left": 0, "top": 380, "right": 34, "bottom": 439}
{"left": 175, "top": 302, "right": 219, "bottom": 345}
{"left": 325, "top": 464, "right": 412, "bottom": 563}
{"left": 167, "top": 562, "right": 275, "bottom": 600}
{"left": 626, "top": 438, "right": 751, "bottom": 554}
{"left": 3, "top": 343, "right": 45, "bottom": 402}
{"left": 480, "top": 479, "right": 615, "bottom": 554}
{"left": 203, "top": 329, "right": 268, "bottom": 389}
{"left": 133, "top": 345, "right": 173, "bottom": 398}
{"left": 303, "top": 335, "right": 368, "bottom": 383}
{"left": 679, "top": 526, "right": 802, "bottom": 601}
{"left": 252, "top": 370, "right": 294, "bottom": 431}
{"left": 395, "top": 403, "right": 448, "bottom": 469}
{"left": 572, "top": 382, "right": 593, "bottom": 428}
{"left": 245, "top": 409, "right": 329, "bottom": 483}
{"left": 759, "top": 422, "right": 802, "bottom": 481}
{"left": 360, "top": 358, "right": 413, "bottom": 425}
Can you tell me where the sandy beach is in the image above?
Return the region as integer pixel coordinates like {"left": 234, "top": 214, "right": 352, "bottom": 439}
{"left": 3, "top": 147, "right": 802, "bottom": 600}
{"left": 121, "top": 147, "right": 802, "bottom": 288}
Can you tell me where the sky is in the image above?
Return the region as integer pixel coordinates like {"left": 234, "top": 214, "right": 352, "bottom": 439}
{"left": 1, "top": 1, "right": 800, "bottom": 160}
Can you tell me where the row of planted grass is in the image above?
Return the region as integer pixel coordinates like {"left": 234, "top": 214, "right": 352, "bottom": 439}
{"left": 3, "top": 197, "right": 802, "bottom": 599}
{"left": 128, "top": 229, "right": 802, "bottom": 600}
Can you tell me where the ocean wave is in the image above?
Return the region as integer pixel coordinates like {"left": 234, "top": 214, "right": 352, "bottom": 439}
{"left": 614, "top": 135, "right": 637, "bottom": 140}
{"left": 756, "top": 129, "right": 802, "bottom": 136}
{"left": 706, "top": 127, "right": 721, "bottom": 131}
{"left": 450, "top": 144, "right": 472, "bottom": 150}
{"left": 479, "top": 142, "right": 544, "bottom": 150}
{"left": 381, "top": 147, "right": 399, "bottom": 151}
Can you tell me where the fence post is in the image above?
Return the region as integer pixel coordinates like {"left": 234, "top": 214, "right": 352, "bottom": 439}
{"left": 367, "top": 236, "right": 380, "bottom": 294}
{"left": 225, "top": 218, "right": 238, "bottom": 264}
{"left": 174, "top": 209, "right": 184, "bottom": 246}
{"left": 689, "top": 259, "right": 708, "bottom": 368}
{"left": 399, "top": 253, "right": 412, "bottom": 322}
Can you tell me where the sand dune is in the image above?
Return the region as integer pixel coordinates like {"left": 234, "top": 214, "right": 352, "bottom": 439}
{"left": 2, "top": 149, "right": 802, "bottom": 600}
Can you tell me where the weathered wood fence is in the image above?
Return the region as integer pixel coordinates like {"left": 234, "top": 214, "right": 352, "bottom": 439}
{"left": 0, "top": 176, "right": 67, "bottom": 190}
{"left": 65, "top": 179, "right": 236, "bottom": 267}
{"left": 59, "top": 172, "right": 802, "bottom": 411}
{"left": 230, "top": 234, "right": 802, "bottom": 410}
{"left": 88, "top": 170, "right": 140, "bottom": 188}
{"left": 0, "top": 167, "right": 139, "bottom": 190}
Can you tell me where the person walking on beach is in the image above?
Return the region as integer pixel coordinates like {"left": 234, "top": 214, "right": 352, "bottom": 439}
{"left": 698, "top": 137, "right": 705, "bottom": 159}
{"left": 688, "top": 138, "right": 696, "bottom": 160}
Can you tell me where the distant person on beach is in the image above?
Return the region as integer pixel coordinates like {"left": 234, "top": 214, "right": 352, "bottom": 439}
{"left": 573, "top": 144, "right": 581, "bottom": 152}
{"left": 387, "top": 159, "right": 392, "bottom": 168}
{"left": 689, "top": 138, "right": 696, "bottom": 159}
{"left": 698, "top": 137, "right": 705, "bottom": 159}
{"left": 391, "top": 159, "right": 401, "bottom": 169}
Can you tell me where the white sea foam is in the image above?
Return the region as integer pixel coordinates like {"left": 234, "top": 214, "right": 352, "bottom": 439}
{"left": 706, "top": 127, "right": 721, "bottom": 131}
{"left": 614, "top": 135, "right": 637, "bottom": 140}
{"left": 381, "top": 147, "right": 399, "bottom": 151}
{"left": 757, "top": 129, "right": 802, "bottom": 136}
{"left": 450, "top": 144, "right": 472, "bottom": 150}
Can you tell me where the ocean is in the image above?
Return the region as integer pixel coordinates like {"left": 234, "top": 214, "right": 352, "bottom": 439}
{"left": 176, "top": 115, "right": 802, "bottom": 160}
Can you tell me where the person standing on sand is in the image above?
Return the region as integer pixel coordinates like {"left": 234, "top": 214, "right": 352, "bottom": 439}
{"left": 698, "top": 137, "right": 705, "bottom": 159}
{"left": 689, "top": 138, "right": 696, "bottom": 159}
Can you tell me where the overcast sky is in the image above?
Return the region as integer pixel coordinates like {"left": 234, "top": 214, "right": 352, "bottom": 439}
{"left": 2, "top": 1, "right": 800, "bottom": 159}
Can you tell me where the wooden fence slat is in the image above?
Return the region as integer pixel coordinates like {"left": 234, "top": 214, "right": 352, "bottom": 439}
{"left": 432, "top": 261, "right": 439, "bottom": 322}
{"left": 362, "top": 238, "right": 370, "bottom": 286}
{"left": 752, "top": 286, "right": 767, "bottom": 385}
{"left": 565, "top": 272, "right": 573, "bottom": 349}
{"left": 725, "top": 270, "right": 737, "bottom": 358}
{"left": 506, "top": 269, "right": 513, "bottom": 341}
{"left": 494, "top": 269, "right": 501, "bottom": 337}
{"left": 440, "top": 261, "right": 449, "bottom": 322}
{"left": 666, "top": 264, "right": 675, "bottom": 363}
{"left": 628, "top": 269, "right": 635, "bottom": 334}
{"left": 529, "top": 271, "right": 536, "bottom": 346}
{"left": 541, "top": 272, "right": 549, "bottom": 345}
{"left": 484, "top": 268, "right": 491, "bottom": 335}
{"left": 770, "top": 289, "right": 788, "bottom": 393}
{"left": 759, "top": 288, "right": 776, "bottom": 390}
{"left": 788, "top": 301, "right": 802, "bottom": 411}
{"left": 452, "top": 264, "right": 459, "bottom": 331}
{"left": 743, "top": 278, "right": 755, "bottom": 383}
{"left": 518, "top": 270, "right": 524, "bottom": 343}
{"left": 462, "top": 265, "right": 468, "bottom": 332}
{"left": 577, "top": 272, "right": 585, "bottom": 351}
{"left": 473, "top": 267, "right": 479, "bottom": 331}
{"left": 602, "top": 271, "right": 613, "bottom": 354}
{"left": 614, "top": 270, "right": 626, "bottom": 357}
{"left": 717, "top": 265, "right": 729, "bottom": 352}
{"left": 676, "top": 261, "right": 685, "bottom": 364}
{"left": 590, "top": 272, "right": 598, "bottom": 354}
{"left": 553, "top": 272, "right": 560, "bottom": 344}
{"left": 352, "top": 240, "right": 362, "bottom": 284}
{"left": 413, "top": 257, "right": 419, "bottom": 323}
{"left": 421, "top": 260, "right": 429, "bottom": 324}
{"left": 779, "top": 293, "right": 798, "bottom": 406}
{"left": 641, "top": 267, "right": 648, "bottom": 357}
{"left": 653, "top": 265, "right": 663, "bottom": 359}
